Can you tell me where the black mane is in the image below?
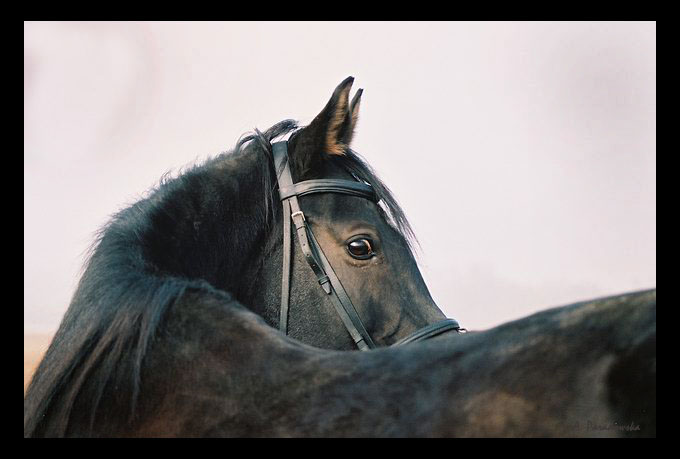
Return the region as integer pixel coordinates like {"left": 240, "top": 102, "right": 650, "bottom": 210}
{"left": 24, "top": 119, "right": 416, "bottom": 437}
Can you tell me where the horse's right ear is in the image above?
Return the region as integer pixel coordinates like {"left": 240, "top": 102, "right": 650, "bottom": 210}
{"left": 289, "top": 76, "right": 362, "bottom": 178}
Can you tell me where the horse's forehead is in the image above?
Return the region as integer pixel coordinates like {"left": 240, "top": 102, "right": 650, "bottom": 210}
{"left": 301, "top": 192, "right": 380, "bottom": 224}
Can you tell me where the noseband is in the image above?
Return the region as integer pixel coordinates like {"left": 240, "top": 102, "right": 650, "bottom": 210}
{"left": 272, "top": 141, "right": 462, "bottom": 350}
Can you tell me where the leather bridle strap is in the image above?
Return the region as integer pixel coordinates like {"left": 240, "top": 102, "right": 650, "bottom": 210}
{"left": 279, "top": 180, "right": 377, "bottom": 201}
{"left": 273, "top": 141, "right": 376, "bottom": 350}
{"left": 279, "top": 192, "right": 293, "bottom": 334}
{"left": 305, "top": 226, "right": 375, "bottom": 350}
{"left": 391, "top": 318, "right": 462, "bottom": 346}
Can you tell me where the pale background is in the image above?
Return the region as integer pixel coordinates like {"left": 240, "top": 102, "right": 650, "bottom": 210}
{"left": 24, "top": 21, "right": 656, "bottom": 336}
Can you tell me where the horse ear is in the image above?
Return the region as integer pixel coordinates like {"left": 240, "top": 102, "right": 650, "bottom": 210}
{"left": 290, "top": 77, "right": 361, "bottom": 177}
{"left": 338, "top": 88, "right": 363, "bottom": 147}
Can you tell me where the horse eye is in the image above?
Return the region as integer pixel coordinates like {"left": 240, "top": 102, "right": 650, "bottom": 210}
{"left": 347, "top": 238, "right": 374, "bottom": 259}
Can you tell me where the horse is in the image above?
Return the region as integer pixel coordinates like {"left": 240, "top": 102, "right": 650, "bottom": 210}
{"left": 24, "top": 77, "right": 655, "bottom": 437}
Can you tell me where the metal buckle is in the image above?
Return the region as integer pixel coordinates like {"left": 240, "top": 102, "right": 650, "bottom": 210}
{"left": 318, "top": 274, "right": 332, "bottom": 294}
{"left": 291, "top": 210, "right": 305, "bottom": 221}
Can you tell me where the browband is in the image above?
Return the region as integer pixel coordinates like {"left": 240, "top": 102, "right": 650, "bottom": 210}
{"left": 279, "top": 179, "right": 377, "bottom": 202}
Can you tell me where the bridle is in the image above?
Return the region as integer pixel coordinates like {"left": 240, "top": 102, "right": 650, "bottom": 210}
{"left": 272, "top": 141, "right": 463, "bottom": 351}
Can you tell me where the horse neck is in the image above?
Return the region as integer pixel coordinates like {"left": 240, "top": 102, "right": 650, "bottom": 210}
{"left": 24, "top": 145, "right": 276, "bottom": 437}
{"left": 233, "top": 206, "right": 284, "bottom": 326}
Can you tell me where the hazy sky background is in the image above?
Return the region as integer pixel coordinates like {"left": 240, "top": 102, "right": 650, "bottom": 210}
{"left": 24, "top": 21, "right": 656, "bottom": 334}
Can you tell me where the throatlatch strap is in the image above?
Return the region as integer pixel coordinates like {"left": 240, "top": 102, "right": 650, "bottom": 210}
{"left": 273, "top": 142, "right": 293, "bottom": 333}
{"left": 280, "top": 200, "right": 292, "bottom": 334}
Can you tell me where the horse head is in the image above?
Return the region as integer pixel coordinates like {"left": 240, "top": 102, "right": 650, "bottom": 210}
{"left": 239, "top": 77, "right": 460, "bottom": 350}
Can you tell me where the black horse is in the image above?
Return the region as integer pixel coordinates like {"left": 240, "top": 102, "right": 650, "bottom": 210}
{"left": 24, "top": 78, "right": 655, "bottom": 437}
